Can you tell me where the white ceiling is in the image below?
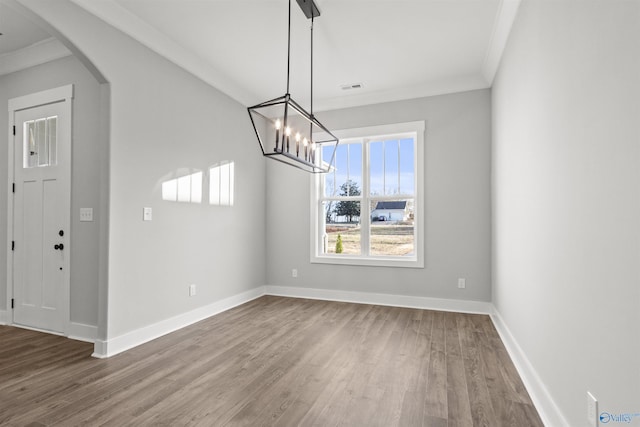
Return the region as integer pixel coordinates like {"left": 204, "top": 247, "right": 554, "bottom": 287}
{"left": 3, "top": 0, "right": 521, "bottom": 111}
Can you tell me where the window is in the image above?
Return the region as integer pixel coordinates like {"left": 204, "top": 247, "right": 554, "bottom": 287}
{"left": 311, "top": 121, "right": 424, "bottom": 267}
{"left": 23, "top": 116, "right": 57, "bottom": 168}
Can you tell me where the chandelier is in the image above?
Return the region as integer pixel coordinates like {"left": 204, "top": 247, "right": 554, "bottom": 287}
{"left": 247, "top": 0, "right": 338, "bottom": 173}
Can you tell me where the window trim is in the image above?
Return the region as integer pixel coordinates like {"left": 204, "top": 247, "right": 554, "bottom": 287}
{"left": 310, "top": 121, "right": 425, "bottom": 268}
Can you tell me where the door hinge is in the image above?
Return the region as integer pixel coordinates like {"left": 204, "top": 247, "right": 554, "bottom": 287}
{"left": 12, "top": 183, "right": 15, "bottom": 193}
{"left": 13, "top": 125, "right": 16, "bottom": 136}
{"left": 11, "top": 298, "right": 14, "bottom": 309}
{"left": 11, "top": 241, "right": 14, "bottom": 251}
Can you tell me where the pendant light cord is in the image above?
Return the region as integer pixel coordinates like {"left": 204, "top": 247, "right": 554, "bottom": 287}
{"left": 310, "top": 15, "right": 314, "bottom": 118}
{"left": 286, "top": 0, "right": 292, "bottom": 94}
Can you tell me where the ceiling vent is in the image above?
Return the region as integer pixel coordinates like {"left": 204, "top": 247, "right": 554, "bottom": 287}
{"left": 340, "top": 83, "right": 363, "bottom": 91}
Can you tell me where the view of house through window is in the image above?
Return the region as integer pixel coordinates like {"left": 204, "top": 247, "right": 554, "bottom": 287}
{"left": 313, "top": 122, "right": 424, "bottom": 267}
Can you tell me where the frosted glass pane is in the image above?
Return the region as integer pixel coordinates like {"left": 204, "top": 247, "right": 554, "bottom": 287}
{"left": 48, "top": 117, "right": 57, "bottom": 166}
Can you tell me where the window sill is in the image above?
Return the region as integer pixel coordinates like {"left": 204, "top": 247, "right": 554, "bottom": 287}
{"left": 311, "top": 254, "right": 424, "bottom": 269}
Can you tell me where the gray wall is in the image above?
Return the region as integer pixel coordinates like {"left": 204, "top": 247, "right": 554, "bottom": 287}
{"left": 267, "top": 89, "right": 491, "bottom": 302}
{"left": 0, "top": 55, "right": 103, "bottom": 327}
{"left": 21, "top": 0, "right": 267, "bottom": 340}
{"left": 492, "top": 0, "right": 640, "bottom": 424}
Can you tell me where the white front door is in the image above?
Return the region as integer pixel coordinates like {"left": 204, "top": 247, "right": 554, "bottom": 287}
{"left": 10, "top": 86, "right": 72, "bottom": 334}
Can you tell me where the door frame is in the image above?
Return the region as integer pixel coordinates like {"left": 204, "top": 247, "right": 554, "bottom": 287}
{"left": 7, "top": 84, "right": 73, "bottom": 335}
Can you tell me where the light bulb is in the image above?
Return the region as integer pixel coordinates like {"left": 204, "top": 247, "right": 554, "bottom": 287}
{"left": 285, "top": 126, "right": 291, "bottom": 152}
{"left": 303, "top": 137, "right": 309, "bottom": 161}
{"left": 295, "top": 132, "right": 301, "bottom": 156}
{"left": 274, "top": 119, "right": 281, "bottom": 151}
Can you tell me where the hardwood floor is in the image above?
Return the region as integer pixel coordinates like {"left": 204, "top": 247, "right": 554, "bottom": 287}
{"left": 0, "top": 296, "right": 543, "bottom": 426}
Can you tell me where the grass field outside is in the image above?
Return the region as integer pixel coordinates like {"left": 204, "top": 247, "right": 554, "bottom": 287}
{"left": 324, "top": 222, "right": 414, "bottom": 256}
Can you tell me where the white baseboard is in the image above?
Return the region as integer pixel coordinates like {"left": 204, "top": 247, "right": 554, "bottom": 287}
{"left": 490, "top": 309, "right": 568, "bottom": 427}
{"left": 265, "top": 285, "right": 494, "bottom": 315}
{"left": 68, "top": 322, "right": 98, "bottom": 343}
{"left": 1, "top": 318, "right": 97, "bottom": 342}
{"left": 92, "top": 286, "right": 265, "bottom": 358}
{"left": 93, "top": 339, "right": 108, "bottom": 357}
{"left": 92, "top": 285, "right": 492, "bottom": 359}
{"left": 0, "top": 311, "right": 96, "bottom": 341}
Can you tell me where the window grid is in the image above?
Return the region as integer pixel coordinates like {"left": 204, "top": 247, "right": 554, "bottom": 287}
{"left": 316, "top": 134, "right": 418, "bottom": 262}
{"left": 312, "top": 121, "right": 424, "bottom": 268}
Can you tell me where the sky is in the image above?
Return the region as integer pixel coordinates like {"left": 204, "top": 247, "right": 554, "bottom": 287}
{"left": 323, "top": 138, "right": 414, "bottom": 199}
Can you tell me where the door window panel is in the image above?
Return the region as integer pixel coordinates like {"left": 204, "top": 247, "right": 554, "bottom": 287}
{"left": 23, "top": 116, "right": 57, "bottom": 168}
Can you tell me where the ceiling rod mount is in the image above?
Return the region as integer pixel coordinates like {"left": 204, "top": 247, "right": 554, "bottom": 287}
{"left": 295, "top": 0, "right": 321, "bottom": 19}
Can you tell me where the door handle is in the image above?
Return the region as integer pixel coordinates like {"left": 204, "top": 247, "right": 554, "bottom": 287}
{"left": 54, "top": 243, "right": 64, "bottom": 250}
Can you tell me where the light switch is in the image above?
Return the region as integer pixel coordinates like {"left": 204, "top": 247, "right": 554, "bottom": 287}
{"left": 143, "top": 207, "right": 152, "bottom": 221}
{"left": 80, "top": 208, "right": 93, "bottom": 222}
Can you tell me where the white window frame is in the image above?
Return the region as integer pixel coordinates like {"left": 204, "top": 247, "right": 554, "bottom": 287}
{"left": 310, "top": 121, "right": 425, "bottom": 268}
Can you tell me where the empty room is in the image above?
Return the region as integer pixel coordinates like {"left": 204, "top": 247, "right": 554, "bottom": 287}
{"left": 0, "top": 0, "right": 638, "bottom": 425}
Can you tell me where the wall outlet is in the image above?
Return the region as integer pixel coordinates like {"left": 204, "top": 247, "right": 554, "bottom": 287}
{"left": 458, "top": 278, "right": 466, "bottom": 289}
{"left": 587, "top": 391, "right": 598, "bottom": 426}
{"left": 189, "top": 284, "right": 196, "bottom": 297}
{"left": 292, "top": 269, "right": 298, "bottom": 278}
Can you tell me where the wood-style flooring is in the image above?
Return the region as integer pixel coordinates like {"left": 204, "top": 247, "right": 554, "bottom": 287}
{"left": 0, "top": 296, "right": 543, "bottom": 426}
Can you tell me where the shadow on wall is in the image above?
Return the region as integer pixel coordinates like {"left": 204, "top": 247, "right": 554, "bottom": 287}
{"left": 160, "top": 161, "right": 234, "bottom": 206}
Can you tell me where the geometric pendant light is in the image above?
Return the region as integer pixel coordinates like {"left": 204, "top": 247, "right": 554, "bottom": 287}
{"left": 247, "top": 0, "right": 339, "bottom": 173}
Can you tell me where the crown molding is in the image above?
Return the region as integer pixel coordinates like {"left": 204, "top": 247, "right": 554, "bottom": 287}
{"left": 0, "top": 37, "right": 72, "bottom": 77}
{"left": 482, "top": 0, "right": 522, "bottom": 85}
{"left": 69, "top": 0, "right": 255, "bottom": 106}
{"left": 69, "top": 0, "right": 520, "bottom": 111}
{"left": 315, "top": 73, "right": 490, "bottom": 112}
